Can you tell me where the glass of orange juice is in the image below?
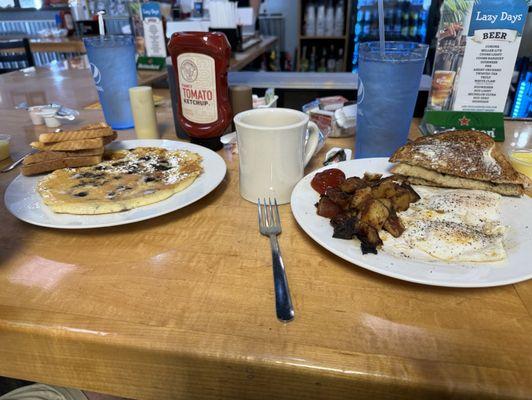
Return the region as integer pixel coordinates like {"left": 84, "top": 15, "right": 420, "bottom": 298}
{"left": 502, "top": 126, "right": 531, "bottom": 179}
{"left": 510, "top": 151, "right": 532, "bottom": 179}
{"left": 0, "top": 134, "right": 11, "bottom": 161}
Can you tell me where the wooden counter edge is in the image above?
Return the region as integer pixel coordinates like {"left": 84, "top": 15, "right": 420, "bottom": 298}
{"left": 0, "top": 306, "right": 528, "bottom": 400}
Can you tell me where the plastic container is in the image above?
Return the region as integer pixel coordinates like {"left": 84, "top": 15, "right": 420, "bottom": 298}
{"left": 355, "top": 42, "right": 428, "bottom": 158}
{"left": 83, "top": 35, "right": 138, "bottom": 129}
{"left": 0, "top": 134, "right": 11, "bottom": 161}
{"left": 502, "top": 127, "right": 532, "bottom": 179}
{"left": 168, "top": 31, "right": 232, "bottom": 150}
{"left": 28, "top": 105, "right": 59, "bottom": 125}
{"left": 253, "top": 94, "right": 278, "bottom": 109}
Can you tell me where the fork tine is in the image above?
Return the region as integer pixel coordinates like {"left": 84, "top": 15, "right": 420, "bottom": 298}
{"left": 264, "top": 198, "right": 270, "bottom": 227}
{"left": 257, "top": 198, "right": 262, "bottom": 227}
{"left": 274, "top": 198, "right": 281, "bottom": 228}
{"left": 269, "top": 197, "right": 277, "bottom": 227}
{"left": 268, "top": 197, "right": 273, "bottom": 226}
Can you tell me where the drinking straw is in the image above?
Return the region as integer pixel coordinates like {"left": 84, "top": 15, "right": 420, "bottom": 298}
{"left": 377, "top": 0, "right": 385, "bottom": 57}
{"left": 97, "top": 10, "right": 105, "bottom": 36}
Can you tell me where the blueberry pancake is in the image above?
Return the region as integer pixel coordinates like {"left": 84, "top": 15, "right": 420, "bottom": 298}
{"left": 38, "top": 147, "right": 203, "bottom": 214}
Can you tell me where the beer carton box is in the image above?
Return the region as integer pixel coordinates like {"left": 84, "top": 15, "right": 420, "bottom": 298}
{"left": 428, "top": 0, "right": 528, "bottom": 112}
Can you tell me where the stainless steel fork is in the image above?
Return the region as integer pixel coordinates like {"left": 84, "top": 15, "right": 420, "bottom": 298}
{"left": 258, "top": 198, "right": 294, "bottom": 322}
{"left": 0, "top": 151, "right": 32, "bottom": 173}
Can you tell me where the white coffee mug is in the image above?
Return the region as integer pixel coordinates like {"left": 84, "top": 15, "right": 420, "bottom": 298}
{"left": 234, "top": 108, "right": 320, "bottom": 204}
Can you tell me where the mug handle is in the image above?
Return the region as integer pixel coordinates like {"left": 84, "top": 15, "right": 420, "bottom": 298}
{"left": 304, "top": 121, "right": 320, "bottom": 167}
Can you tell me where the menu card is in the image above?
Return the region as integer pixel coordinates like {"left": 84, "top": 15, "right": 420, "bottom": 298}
{"left": 428, "top": 0, "right": 529, "bottom": 112}
{"left": 141, "top": 2, "right": 167, "bottom": 59}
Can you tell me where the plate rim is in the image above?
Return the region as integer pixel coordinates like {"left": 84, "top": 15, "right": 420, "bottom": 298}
{"left": 4, "top": 139, "right": 227, "bottom": 229}
{"left": 291, "top": 157, "right": 532, "bottom": 288}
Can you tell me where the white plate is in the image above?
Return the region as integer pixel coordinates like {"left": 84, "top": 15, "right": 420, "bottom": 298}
{"left": 291, "top": 158, "right": 532, "bottom": 288}
{"left": 4, "top": 140, "right": 227, "bottom": 229}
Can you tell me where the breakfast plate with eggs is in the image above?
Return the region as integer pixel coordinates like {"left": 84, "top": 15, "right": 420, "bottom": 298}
{"left": 291, "top": 158, "right": 532, "bottom": 288}
{"left": 4, "top": 140, "right": 226, "bottom": 229}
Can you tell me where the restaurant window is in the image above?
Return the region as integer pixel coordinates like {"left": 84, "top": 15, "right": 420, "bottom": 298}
{"left": 19, "top": 0, "right": 43, "bottom": 8}
{"left": 0, "top": 0, "right": 15, "bottom": 7}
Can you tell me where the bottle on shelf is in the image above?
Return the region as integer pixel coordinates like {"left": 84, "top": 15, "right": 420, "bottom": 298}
{"left": 192, "top": 0, "right": 203, "bottom": 19}
{"left": 363, "top": 8, "right": 371, "bottom": 37}
{"left": 327, "top": 45, "right": 336, "bottom": 72}
{"left": 325, "top": 0, "right": 335, "bottom": 37}
{"left": 409, "top": 9, "right": 418, "bottom": 39}
{"left": 355, "top": 7, "right": 363, "bottom": 37}
{"left": 309, "top": 46, "right": 317, "bottom": 72}
{"left": 283, "top": 52, "right": 293, "bottom": 72}
{"left": 384, "top": 7, "right": 394, "bottom": 38}
{"left": 417, "top": 9, "right": 427, "bottom": 42}
{"left": 316, "top": 0, "right": 326, "bottom": 36}
{"left": 317, "top": 46, "right": 327, "bottom": 72}
{"left": 393, "top": 5, "right": 403, "bottom": 38}
{"left": 401, "top": 5, "right": 410, "bottom": 38}
{"left": 336, "top": 47, "right": 344, "bottom": 72}
{"left": 172, "top": 0, "right": 182, "bottom": 20}
{"left": 300, "top": 45, "right": 309, "bottom": 72}
{"left": 370, "top": 8, "right": 379, "bottom": 38}
{"left": 305, "top": 1, "right": 316, "bottom": 36}
{"left": 334, "top": 0, "right": 344, "bottom": 37}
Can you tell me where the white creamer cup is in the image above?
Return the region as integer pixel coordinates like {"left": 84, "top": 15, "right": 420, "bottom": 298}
{"left": 28, "top": 105, "right": 60, "bottom": 126}
{"left": 35, "top": 109, "right": 62, "bottom": 128}
{"left": 28, "top": 106, "right": 46, "bottom": 125}
{"left": 234, "top": 108, "right": 320, "bottom": 204}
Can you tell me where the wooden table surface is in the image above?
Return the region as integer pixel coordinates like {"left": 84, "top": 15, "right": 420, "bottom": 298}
{"left": 29, "top": 37, "right": 86, "bottom": 54}
{"left": 0, "top": 36, "right": 85, "bottom": 54}
{"left": 0, "top": 104, "right": 531, "bottom": 400}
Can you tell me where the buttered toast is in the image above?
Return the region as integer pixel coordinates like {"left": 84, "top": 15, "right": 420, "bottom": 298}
{"left": 39, "top": 123, "right": 113, "bottom": 143}
{"left": 389, "top": 130, "right": 529, "bottom": 196}
{"left": 23, "top": 123, "right": 117, "bottom": 176}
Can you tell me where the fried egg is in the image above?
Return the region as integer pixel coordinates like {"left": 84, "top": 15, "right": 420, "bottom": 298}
{"left": 382, "top": 187, "right": 506, "bottom": 262}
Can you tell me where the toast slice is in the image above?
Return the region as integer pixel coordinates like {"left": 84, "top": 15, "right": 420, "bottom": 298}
{"left": 22, "top": 155, "right": 102, "bottom": 176}
{"left": 392, "top": 165, "right": 524, "bottom": 196}
{"left": 23, "top": 148, "right": 104, "bottom": 165}
{"left": 39, "top": 125, "right": 113, "bottom": 143}
{"left": 389, "top": 130, "right": 529, "bottom": 196}
{"left": 30, "top": 132, "right": 117, "bottom": 151}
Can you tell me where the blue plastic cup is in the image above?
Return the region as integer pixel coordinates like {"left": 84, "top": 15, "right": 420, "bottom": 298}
{"left": 83, "top": 35, "right": 138, "bottom": 129}
{"left": 355, "top": 42, "right": 428, "bottom": 158}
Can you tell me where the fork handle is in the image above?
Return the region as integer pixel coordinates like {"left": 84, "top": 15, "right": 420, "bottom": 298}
{"left": 269, "top": 235, "right": 294, "bottom": 322}
{"left": 0, "top": 151, "right": 31, "bottom": 173}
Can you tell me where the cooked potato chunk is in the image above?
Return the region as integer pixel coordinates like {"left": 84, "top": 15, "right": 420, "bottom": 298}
{"left": 401, "top": 183, "right": 421, "bottom": 203}
{"left": 359, "top": 198, "right": 390, "bottom": 230}
{"left": 350, "top": 186, "right": 372, "bottom": 210}
{"left": 354, "top": 221, "right": 383, "bottom": 254}
{"left": 325, "top": 187, "right": 352, "bottom": 209}
{"left": 377, "top": 198, "right": 392, "bottom": 211}
{"left": 371, "top": 179, "right": 400, "bottom": 199}
{"left": 316, "top": 196, "right": 342, "bottom": 219}
{"left": 313, "top": 168, "right": 421, "bottom": 255}
{"left": 363, "top": 172, "right": 383, "bottom": 182}
{"left": 339, "top": 177, "right": 368, "bottom": 193}
{"left": 390, "top": 189, "right": 411, "bottom": 212}
{"left": 383, "top": 211, "right": 405, "bottom": 238}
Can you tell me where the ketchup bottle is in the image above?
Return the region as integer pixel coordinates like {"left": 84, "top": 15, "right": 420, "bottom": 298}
{"left": 168, "top": 32, "right": 232, "bottom": 151}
